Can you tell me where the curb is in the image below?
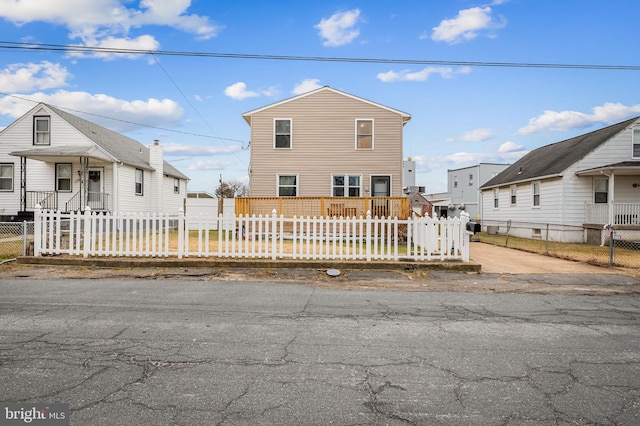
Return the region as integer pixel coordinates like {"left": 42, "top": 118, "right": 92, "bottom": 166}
{"left": 16, "top": 256, "right": 481, "bottom": 273}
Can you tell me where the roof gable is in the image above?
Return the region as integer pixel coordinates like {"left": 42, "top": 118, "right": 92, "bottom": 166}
{"left": 481, "top": 116, "right": 640, "bottom": 188}
{"left": 242, "top": 86, "right": 411, "bottom": 125}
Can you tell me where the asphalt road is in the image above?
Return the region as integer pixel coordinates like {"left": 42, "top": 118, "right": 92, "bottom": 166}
{"left": 1, "top": 278, "right": 639, "bottom": 425}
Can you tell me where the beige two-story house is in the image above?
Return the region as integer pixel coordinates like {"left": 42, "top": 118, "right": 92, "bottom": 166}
{"left": 242, "top": 86, "right": 411, "bottom": 200}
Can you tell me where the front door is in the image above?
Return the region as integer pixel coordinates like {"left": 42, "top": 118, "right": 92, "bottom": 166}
{"left": 87, "top": 168, "right": 103, "bottom": 210}
{"left": 370, "top": 175, "right": 391, "bottom": 217}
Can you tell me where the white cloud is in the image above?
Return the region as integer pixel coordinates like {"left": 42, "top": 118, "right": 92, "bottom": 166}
{"left": 0, "top": 0, "right": 221, "bottom": 59}
{"left": 432, "top": 6, "right": 506, "bottom": 44}
{"left": 292, "top": 79, "right": 322, "bottom": 95}
{"left": 498, "top": 141, "right": 524, "bottom": 153}
{"left": 518, "top": 102, "right": 640, "bottom": 135}
{"left": 446, "top": 128, "right": 494, "bottom": 142}
{"left": 315, "top": 9, "right": 362, "bottom": 47}
{"left": 67, "top": 34, "right": 161, "bottom": 60}
{"left": 0, "top": 61, "right": 71, "bottom": 92}
{"left": 377, "top": 66, "right": 471, "bottom": 82}
{"left": 0, "top": 90, "right": 183, "bottom": 132}
{"left": 187, "top": 159, "right": 234, "bottom": 171}
{"left": 162, "top": 143, "right": 243, "bottom": 156}
{"left": 224, "top": 82, "right": 260, "bottom": 100}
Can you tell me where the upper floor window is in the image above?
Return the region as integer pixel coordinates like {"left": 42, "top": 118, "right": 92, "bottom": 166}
{"left": 0, "top": 163, "right": 14, "bottom": 192}
{"left": 274, "top": 119, "right": 291, "bottom": 148}
{"left": 277, "top": 174, "right": 298, "bottom": 196}
{"left": 173, "top": 178, "right": 180, "bottom": 194}
{"left": 356, "top": 119, "right": 373, "bottom": 149}
{"left": 34, "top": 116, "right": 50, "bottom": 145}
{"left": 469, "top": 174, "right": 474, "bottom": 186}
{"left": 453, "top": 176, "right": 458, "bottom": 189}
{"left": 56, "top": 163, "right": 72, "bottom": 192}
{"left": 332, "top": 175, "right": 361, "bottom": 197}
{"left": 532, "top": 181, "right": 540, "bottom": 207}
{"left": 135, "top": 169, "right": 144, "bottom": 195}
{"left": 594, "top": 178, "right": 608, "bottom": 203}
{"left": 633, "top": 128, "right": 640, "bottom": 159}
{"left": 510, "top": 185, "right": 517, "bottom": 205}
{"left": 493, "top": 188, "right": 499, "bottom": 208}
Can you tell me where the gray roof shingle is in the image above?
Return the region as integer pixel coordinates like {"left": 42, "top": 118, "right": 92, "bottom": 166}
{"left": 46, "top": 104, "right": 188, "bottom": 180}
{"left": 481, "top": 116, "right": 639, "bottom": 188}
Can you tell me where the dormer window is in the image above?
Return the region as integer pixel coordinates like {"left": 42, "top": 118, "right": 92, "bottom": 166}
{"left": 34, "top": 116, "right": 50, "bottom": 145}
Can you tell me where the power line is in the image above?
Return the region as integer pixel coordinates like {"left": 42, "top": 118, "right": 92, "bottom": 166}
{"left": 0, "top": 92, "right": 247, "bottom": 144}
{"left": 0, "top": 40, "right": 638, "bottom": 71}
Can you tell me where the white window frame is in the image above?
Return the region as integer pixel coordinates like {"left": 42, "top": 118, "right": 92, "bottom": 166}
{"left": 594, "top": 177, "right": 608, "bottom": 204}
{"left": 493, "top": 188, "right": 499, "bottom": 209}
{"left": 274, "top": 118, "right": 292, "bottom": 149}
{"left": 277, "top": 174, "right": 298, "bottom": 197}
{"left": 469, "top": 173, "right": 474, "bottom": 186}
{"left": 510, "top": 185, "right": 517, "bottom": 205}
{"left": 135, "top": 169, "right": 144, "bottom": 196}
{"left": 532, "top": 181, "right": 541, "bottom": 207}
{"left": 633, "top": 128, "right": 640, "bottom": 159}
{"left": 355, "top": 119, "right": 374, "bottom": 150}
{"left": 331, "top": 174, "right": 362, "bottom": 197}
{"left": 34, "top": 116, "right": 50, "bottom": 145}
{"left": 173, "top": 178, "right": 180, "bottom": 194}
{"left": 56, "top": 163, "right": 72, "bottom": 192}
{"left": 0, "top": 163, "right": 14, "bottom": 192}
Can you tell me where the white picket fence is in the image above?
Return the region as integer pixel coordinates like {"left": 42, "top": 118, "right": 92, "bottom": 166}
{"left": 33, "top": 207, "right": 471, "bottom": 262}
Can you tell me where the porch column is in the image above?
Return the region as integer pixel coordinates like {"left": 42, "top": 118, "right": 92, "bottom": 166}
{"left": 608, "top": 170, "right": 615, "bottom": 225}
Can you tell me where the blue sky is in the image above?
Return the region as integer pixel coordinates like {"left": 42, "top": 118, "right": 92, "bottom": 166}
{"left": 0, "top": 0, "right": 639, "bottom": 193}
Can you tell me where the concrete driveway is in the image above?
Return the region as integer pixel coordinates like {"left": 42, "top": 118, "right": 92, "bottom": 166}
{"left": 470, "top": 242, "right": 622, "bottom": 274}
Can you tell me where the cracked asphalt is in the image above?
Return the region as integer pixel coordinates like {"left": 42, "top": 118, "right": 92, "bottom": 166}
{"left": 1, "top": 276, "right": 639, "bottom": 425}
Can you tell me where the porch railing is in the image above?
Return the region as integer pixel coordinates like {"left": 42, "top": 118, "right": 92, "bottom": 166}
{"left": 236, "top": 197, "right": 411, "bottom": 219}
{"left": 64, "top": 192, "right": 111, "bottom": 212}
{"left": 26, "top": 191, "right": 57, "bottom": 210}
{"left": 584, "top": 203, "right": 640, "bottom": 226}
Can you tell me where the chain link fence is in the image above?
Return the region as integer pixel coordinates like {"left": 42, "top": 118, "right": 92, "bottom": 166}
{"left": 478, "top": 220, "right": 640, "bottom": 269}
{"left": 0, "top": 221, "right": 34, "bottom": 259}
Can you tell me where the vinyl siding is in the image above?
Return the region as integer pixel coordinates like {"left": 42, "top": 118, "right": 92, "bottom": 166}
{"left": 248, "top": 90, "right": 405, "bottom": 197}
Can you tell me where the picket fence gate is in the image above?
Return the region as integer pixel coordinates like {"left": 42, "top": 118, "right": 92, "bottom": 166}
{"left": 33, "top": 207, "right": 471, "bottom": 262}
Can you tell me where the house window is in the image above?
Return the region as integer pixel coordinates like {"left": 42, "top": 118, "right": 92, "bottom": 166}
{"left": 532, "top": 181, "right": 540, "bottom": 207}
{"left": 469, "top": 174, "right": 474, "bottom": 186}
{"left": 277, "top": 174, "right": 297, "bottom": 196}
{"left": 332, "top": 175, "right": 361, "bottom": 197}
{"left": 633, "top": 128, "right": 640, "bottom": 158}
{"left": 510, "top": 185, "right": 517, "bottom": 205}
{"left": 56, "top": 163, "right": 72, "bottom": 192}
{"left": 34, "top": 116, "right": 50, "bottom": 145}
{"left": 594, "top": 178, "right": 608, "bottom": 203}
{"left": 493, "top": 188, "right": 499, "bottom": 208}
{"left": 135, "top": 169, "right": 144, "bottom": 195}
{"left": 173, "top": 178, "right": 180, "bottom": 194}
{"left": 453, "top": 176, "right": 458, "bottom": 189}
{"left": 0, "top": 163, "right": 14, "bottom": 191}
{"left": 356, "top": 119, "right": 373, "bottom": 149}
{"left": 274, "top": 119, "right": 291, "bottom": 148}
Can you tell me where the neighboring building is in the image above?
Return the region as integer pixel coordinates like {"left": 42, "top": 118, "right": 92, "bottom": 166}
{"left": 0, "top": 102, "right": 188, "bottom": 220}
{"left": 426, "top": 163, "right": 510, "bottom": 219}
{"left": 241, "top": 86, "right": 411, "bottom": 198}
{"left": 480, "top": 116, "right": 640, "bottom": 243}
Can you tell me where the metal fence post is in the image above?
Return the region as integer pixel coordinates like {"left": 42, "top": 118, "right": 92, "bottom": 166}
{"left": 22, "top": 220, "right": 27, "bottom": 257}
{"left": 609, "top": 226, "right": 614, "bottom": 268}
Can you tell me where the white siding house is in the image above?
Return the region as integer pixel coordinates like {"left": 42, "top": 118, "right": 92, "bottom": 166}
{"left": 0, "top": 103, "right": 188, "bottom": 220}
{"left": 480, "top": 117, "right": 640, "bottom": 243}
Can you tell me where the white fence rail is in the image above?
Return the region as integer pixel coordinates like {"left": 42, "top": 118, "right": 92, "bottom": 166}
{"left": 585, "top": 203, "right": 640, "bottom": 225}
{"left": 33, "top": 207, "right": 471, "bottom": 262}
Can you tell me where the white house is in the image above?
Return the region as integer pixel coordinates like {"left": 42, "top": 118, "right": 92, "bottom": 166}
{"left": 426, "top": 163, "right": 510, "bottom": 220}
{"left": 0, "top": 103, "right": 188, "bottom": 220}
{"left": 480, "top": 116, "right": 640, "bottom": 243}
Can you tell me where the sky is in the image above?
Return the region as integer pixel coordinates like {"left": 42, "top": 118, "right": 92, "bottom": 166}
{"left": 0, "top": 0, "right": 639, "bottom": 194}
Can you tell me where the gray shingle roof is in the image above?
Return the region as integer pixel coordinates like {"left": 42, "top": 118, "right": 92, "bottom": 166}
{"left": 46, "top": 104, "right": 188, "bottom": 180}
{"left": 481, "top": 116, "right": 639, "bottom": 188}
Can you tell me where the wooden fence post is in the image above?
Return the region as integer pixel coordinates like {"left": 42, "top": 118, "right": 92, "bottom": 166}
{"left": 33, "top": 204, "right": 42, "bottom": 257}
{"left": 83, "top": 206, "right": 92, "bottom": 258}
{"left": 178, "top": 208, "right": 184, "bottom": 259}
{"left": 365, "top": 210, "right": 372, "bottom": 262}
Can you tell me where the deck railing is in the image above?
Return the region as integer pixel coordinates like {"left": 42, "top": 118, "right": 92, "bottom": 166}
{"left": 235, "top": 197, "right": 411, "bottom": 219}
{"left": 585, "top": 203, "right": 640, "bottom": 226}
{"left": 26, "top": 191, "right": 57, "bottom": 210}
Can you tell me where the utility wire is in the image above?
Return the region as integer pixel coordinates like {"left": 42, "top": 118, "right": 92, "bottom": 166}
{"left": 0, "top": 40, "right": 638, "bottom": 71}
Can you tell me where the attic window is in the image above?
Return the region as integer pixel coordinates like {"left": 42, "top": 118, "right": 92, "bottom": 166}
{"left": 34, "top": 116, "right": 50, "bottom": 145}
